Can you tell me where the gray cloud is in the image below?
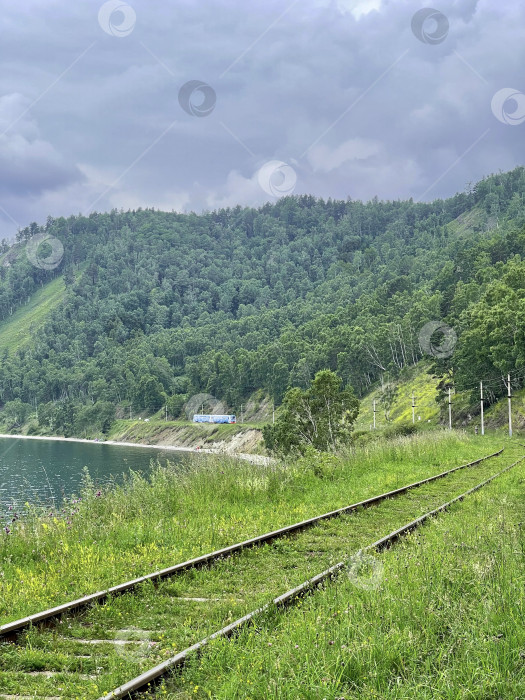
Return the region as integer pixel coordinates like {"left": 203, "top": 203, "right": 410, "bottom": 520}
{"left": 0, "top": 94, "right": 82, "bottom": 198}
{"left": 0, "top": 0, "right": 523, "bottom": 236}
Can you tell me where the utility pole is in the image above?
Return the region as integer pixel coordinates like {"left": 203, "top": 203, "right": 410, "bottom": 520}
{"left": 411, "top": 392, "right": 416, "bottom": 424}
{"left": 480, "top": 381, "right": 484, "bottom": 436}
{"left": 272, "top": 401, "right": 275, "bottom": 424}
{"left": 129, "top": 405, "right": 132, "bottom": 420}
{"left": 373, "top": 399, "right": 377, "bottom": 429}
{"left": 448, "top": 387, "right": 452, "bottom": 430}
{"left": 508, "top": 373, "right": 512, "bottom": 438}
{"left": 165, "top": 404, "right": 168, "bottom": 422}
{"left": 240, "top": 404, "right": 244, "bottom": 423}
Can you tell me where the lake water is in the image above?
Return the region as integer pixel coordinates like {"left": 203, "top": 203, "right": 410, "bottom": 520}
{"left": 0, "top": 438, "right": 189, "bottom": 514}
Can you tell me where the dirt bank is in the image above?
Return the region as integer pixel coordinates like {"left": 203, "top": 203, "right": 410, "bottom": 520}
{"left": 107, "top": 419, "right": 265, "bottom": 456}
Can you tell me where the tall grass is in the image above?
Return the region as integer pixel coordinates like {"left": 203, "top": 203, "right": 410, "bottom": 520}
{"left": 0, "top": 430, "right": 509, "bottom": 622}
{"left": 164, "top": 459, "right": 525, "bottom": 698}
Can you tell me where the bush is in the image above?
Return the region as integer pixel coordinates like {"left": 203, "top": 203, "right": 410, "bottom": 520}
{"left": 2, "top": 399, "right": 33, "bottom": 429}
{"left": 25, "top": 421, "right": 40, "bottom": 436}
{"left": 350, "top": 429, "right": 377, "bottom": 447}
{"left": 383, "top": 423, "right": 419, "bottom": 439}
{"left": 294, "top": 448, "right": 342, "bottom": 480}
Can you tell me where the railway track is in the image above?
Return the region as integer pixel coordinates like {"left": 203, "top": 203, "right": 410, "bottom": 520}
{"left": 0, "top": 448, "right": 518, "bottom": 699}
{"left": 0, "top": 448, "right": 503, "bottom": 643}
{"left": 101, "top": 454, "right": 525, "bottom": 700}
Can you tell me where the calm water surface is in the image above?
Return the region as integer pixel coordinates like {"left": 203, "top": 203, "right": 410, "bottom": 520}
{"left": 0, "top": 438, "right": 188, "bottom": 512}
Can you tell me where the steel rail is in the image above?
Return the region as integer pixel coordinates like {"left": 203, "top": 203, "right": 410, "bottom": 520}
{"left": 0, "top": 448, "right": 503, "bottom": 642}
{"left": 99, "top": 454, "right": 524, "bottom": 700}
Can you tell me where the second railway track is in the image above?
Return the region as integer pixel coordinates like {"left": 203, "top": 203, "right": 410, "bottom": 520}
{"left": 0, "top": 448, "right": 518, "bottom": 699}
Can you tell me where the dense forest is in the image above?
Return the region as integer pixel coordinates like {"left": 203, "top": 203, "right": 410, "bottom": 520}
{"left": 1, "top": 167, "right": 525, "bottom": 435}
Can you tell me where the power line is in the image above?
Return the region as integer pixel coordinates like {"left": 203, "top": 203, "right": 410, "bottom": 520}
{"left": 458, "top": 368, "right": 525, "bottom": 390}
{"left": 400, "top": 366, "right": 525, "bottom": 392}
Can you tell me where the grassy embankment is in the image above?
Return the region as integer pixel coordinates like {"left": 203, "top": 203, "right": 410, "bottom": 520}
{"left": 354, "top": 362, "right": 441, "bottom": 432}
{"left": 170, "top": 444, "right": 525, "bottom": 699}
{"left": 0, "top": 432, "right": 522, "bottom": 698}
{"left": 0, "top": 431, "right": 506, "bottom": 624}
{"left": 355, "top": 360, "right": 525, "bottom": 435}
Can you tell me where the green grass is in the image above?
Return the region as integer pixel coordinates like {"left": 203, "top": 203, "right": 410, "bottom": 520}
{"left": 480, "top": 386, "right": 525, "bottom": 432}
{"left": 0, "top": 276, "right": 64, "bottom": 354}
{"left": 0, "top": 430, "right": 505, "bottom": 624}
{"left": 355, "top": 362, "right": 441, "bottom": 432}
{"left": 158, "top": 450, "right": 525, "bottom": 699}
{"left": 353, "top": 360, "right": 525, "bottom": 435}
{"left": 446, "top": 202, "right": 487, "bottom": 237}
{"left": 0, "top": 431, "right": 520, "bottom": 697}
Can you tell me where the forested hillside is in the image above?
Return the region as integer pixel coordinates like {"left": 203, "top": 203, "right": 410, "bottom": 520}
{"left": 1, "top": 167, "right": 525, "bottom": 435}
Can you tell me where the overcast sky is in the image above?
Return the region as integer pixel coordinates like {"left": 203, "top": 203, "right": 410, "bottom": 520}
{"left": 0, "top": 0, "right": 523, "bottom": 237}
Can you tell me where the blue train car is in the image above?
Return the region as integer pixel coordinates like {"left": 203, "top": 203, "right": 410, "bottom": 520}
{"left": 193, "top": 414, "right": 236, "bottom": 424}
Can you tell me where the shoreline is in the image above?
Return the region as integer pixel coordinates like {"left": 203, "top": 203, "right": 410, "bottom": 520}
{"left": 0, "top": 433, "right": 271, "bottom": 465}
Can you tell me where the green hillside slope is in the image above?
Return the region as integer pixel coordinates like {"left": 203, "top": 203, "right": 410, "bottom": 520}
{"left": 356, "top": 360, "right": 525, "bottom": 436}
{"left": 0, "top": 276, "right": 64, "bottom": 355}
{"left": 355, "top": 362, "right": 441, "bottom": 432}
{"left": 0, "top": 167, "right": 525, "bottom": 439}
